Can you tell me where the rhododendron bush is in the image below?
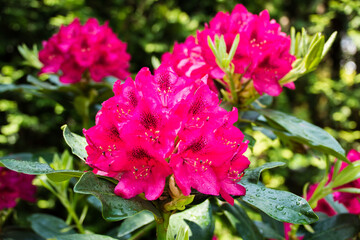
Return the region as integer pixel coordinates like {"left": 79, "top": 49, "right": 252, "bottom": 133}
{"left": 1, "top": 3, "right": 359, "bottom": 240}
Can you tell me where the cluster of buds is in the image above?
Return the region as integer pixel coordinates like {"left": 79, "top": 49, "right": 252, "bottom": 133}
{"left": 83, "top": 64, "right": 250, "bottom": 205}
{"left": 39, "top": 18, "right": 130, "bottom": 84}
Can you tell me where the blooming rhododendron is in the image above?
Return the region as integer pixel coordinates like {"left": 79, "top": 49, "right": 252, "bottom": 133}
{"left": 39, "top": 18, "right": 130, "bottom": 84}
{"left": 0, "top": 167, "right": 36, "bottom": 210}
{"left": 83, "top": 64, "right": 250, "bottom": 204}
{"left": 162, "top": 4, "right": 296, "bottom": 96}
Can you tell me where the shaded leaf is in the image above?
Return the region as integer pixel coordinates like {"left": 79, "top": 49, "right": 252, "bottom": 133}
{"left": 169, "top": 200, "right": 214, "bottom": 240}
{"left": 257, "top": 109, "right": 347, "bottom": 162}
{"left": 304, "top": 214, "right": 360, "bottom": 240}
{"left": 28, "top": 214, "right": 75, "bottom": 239}
{"left": 0, "top": 158, "right": 83, "bottom": 182}
{"left": 222, "top": 203, "right": 263, "bottom": 240}
{"left": 115, "top": 211, "right": 154, "bottom": 238}
{"left": 0, "top": 229, "right": 44, "bottom": 240}
{"left": 62, "top": 125, "right": 88, "bottom": 161}
{"left": 73, "top": 172, "right": 161, "bottom": 221}
{"left": 55, "top": 234, "right": 117, "bottom": 240}
{"left": 254, "top": 221, "right": 285, "bottom": 240}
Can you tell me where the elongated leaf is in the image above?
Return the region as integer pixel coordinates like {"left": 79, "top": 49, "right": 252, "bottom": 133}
{"left": 332, "top": 162, "right": 360, "bottom": 187}
{"left": 169, "top": 200, "right": 214, "bottom": 240}
{"left": 115, "top": 211, "right": 154, "bottom": 238}
{"left": 260, "top": 212, "right": 285, "bottom": 239}
{"left": 28, "top": 214, "right": 76, "bottom": 239}
{"left": 62, "top": 125, "right": 88, "bottom": 161}
{"left": 304, "top": 214, "right": 360, "bottom": 240}
{"left": 222, "top": 203, "right": 262, "bottom": 240}
{"left": 257, "top": 109, "right": 347, "bottom": 162}
{"left": 254, "top": 221, "right": 285, "bottom": 240}
{"left": 73, "top": 172, "right": 160, "bottom": 221}
{"left": 0, "top": 158, "right": 83, "bottom": 182}
{"left": 55, "top": 234, "right": 117, "bottom": 240}
{"left": 240, "top": 182, "right": 318, "bottom": 224}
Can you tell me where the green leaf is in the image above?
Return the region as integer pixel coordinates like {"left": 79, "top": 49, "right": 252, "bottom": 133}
{"left": 257, "top": 109, "right": 347, "bottom": 162}
{"left": 260, "top": 212, "right": 285, "bottom": 239}
{"left": 242, "top": 162, "right": 286, "bottom": 183}
{"left": 0, "top": 158, "right": 83, "bottom": 182}
{"left": 169, "top": 200, "right": 214, "bottom": 240}
{"left": 54, "top": 234, "right": 117, "bottom": 240}
{"left": 335, "top": 187, "right": 360, "bottom": 194}
{"left": 0, "top": 229, "right": 44, "bottom": 240}
{"left": 322, "top": 31, "right": 337, "bottom": 58}
{"left": 115, "top": 211, "right": 154, "bottom": 238}
{"left": 254, "top": 221, "right": 285, "bottom": 240}
{"left": 27, "top": 75, "right": 56, "bottom": 90}
{"left": 332, "top": 161, "right": 360, "bottom": 187}
{"left": 222, "top": 203, "right": 263, "bottom": 240}
{"left": 304, "top": 214, "right": 360, "bottom": 240}
{"left": 73, "top": 172, "right": 160, "bottom": 221}
{"left": 28, "top": 213, "right": 76, "bottom": 239}
{"left": 240, "top": 182, "right": 318, "bottom": 224}
{"left": 175, "top": 227, "right": 190, "bottom": 240}
{"left": 62, "top": 125, "right": 88, "bottom": 161}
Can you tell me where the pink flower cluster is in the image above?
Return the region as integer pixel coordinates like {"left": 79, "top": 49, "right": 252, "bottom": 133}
{"left": 39, "top": 18, "right": 130, "bottom": 84}
{"left": 0, "top": 167, "right": 36, "bottom": 210}
{"left": 162, "top": 4, "right": 296, "bottom": 96}
{"left": 83, "top": 64, "right": 250, "bottom": 205}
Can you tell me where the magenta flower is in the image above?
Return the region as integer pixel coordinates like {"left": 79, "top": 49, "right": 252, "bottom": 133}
{"left": 0, "top": 167, "right": 36, "bottom": 210}
{"left": 84, "top": 64, "right": 249, "bottom": 203}
{"left": 39, "top": 18, "right": 130, "bottom": 84}
{"left": 163, "top": 4, "right": 296, "bottom": 96}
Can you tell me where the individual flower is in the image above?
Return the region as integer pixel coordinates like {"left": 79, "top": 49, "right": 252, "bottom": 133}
{"left": 162, "top": 4, "right": 296, "bottom": 96}
{"left": 39, "top": 18, "right": 130, "bottom": 84}
{"left": 83, "top": 64, "right": 250, "bottom": 204}
{"left": 0, "top": 167, "right": 36, "bottom": 210}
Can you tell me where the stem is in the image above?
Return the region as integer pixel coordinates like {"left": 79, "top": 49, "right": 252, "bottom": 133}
{"left": 225, "top": 71, "right": 238, "bottom": 104}
{"left": 156, "top": 212, "right": 171, "bottom": 240}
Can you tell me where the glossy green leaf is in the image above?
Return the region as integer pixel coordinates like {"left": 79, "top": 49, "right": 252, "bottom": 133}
{"left": 260, "top": 212, "right": 285, "bottom": 239}
{"left": 28, "top": 213, "right": 76, "bottom": 239}
{"left": 169, "top": 200, "right": 214, "bottom": 240}
{"left": 62, "top": 125, "right": 88, "bottom": 161}
{"left": 322, "top": 31, "right": 337, "bottom": 58}
{"left": 0, "top": 158, "right": 83, "bottom": 182}
{"left": 222, "top": 203, "right": 262, "bottom": 240}
{"left": 254, "top": 221, "right": 285, "bottom": 240}
{"left": 304, "top": 214, "right": 360, "bottom": 240}
{"left": 115, "top": 211, "right": 154, "bottom": 238}
{"left": 257, "top": 109, "right": 347, "bottom": 162}
{"left": 54, "top": 234, "right": 117, "bottom": 240}
{"left": 73, "top": 172, "right": 161, "bottom": 221}
{"left": 336, "top": 187, "right": 360, "bottom": 194}
{"left": 240, "top": 181, "right": 318, "bottom": 224}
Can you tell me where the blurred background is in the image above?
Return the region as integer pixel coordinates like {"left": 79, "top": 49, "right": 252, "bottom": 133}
{"left": 1, "top": 0, "right": 359, "bottom": 208}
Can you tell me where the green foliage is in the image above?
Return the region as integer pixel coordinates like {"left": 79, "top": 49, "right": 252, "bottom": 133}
{"left": 280, "top": 29, "right": 337, "bottom": 85}
{"left": 256, "top": 108, "right": 347, "bottom": 162}
{"left": 62, "top": 125, "right": 88, "bottom": 161}
{"left": 28, "top": 213, "right": 76, "bottom": 239}
{"left": 168, "top": 200, "right": 214, "bottom": 240}
{"left": 73, "top": 172, "right": 161, "bottom": 221}
{"left": 303, "top": 214, "right": 360, "bottom": 240}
